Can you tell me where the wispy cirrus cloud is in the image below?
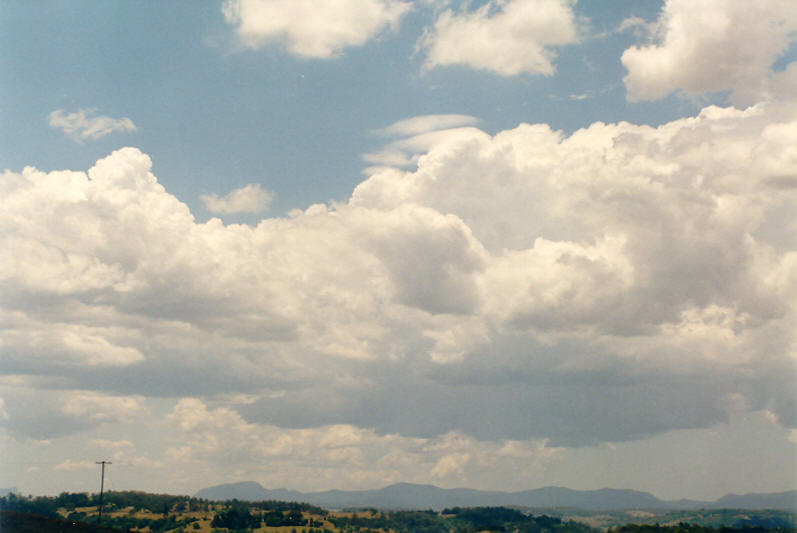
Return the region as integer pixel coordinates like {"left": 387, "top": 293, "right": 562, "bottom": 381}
{"left": 372, "top": 114, "right": 480, "bottom": 137}
{"left": 364, "top": 113, "right": 483, "bottom": 171}
{"left": 48, "top": 108, "right": 137, "bottom": 142}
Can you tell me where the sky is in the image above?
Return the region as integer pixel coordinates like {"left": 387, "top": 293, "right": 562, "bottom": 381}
{"left": 0, "top": 0, "right": 796, "bottom": 501}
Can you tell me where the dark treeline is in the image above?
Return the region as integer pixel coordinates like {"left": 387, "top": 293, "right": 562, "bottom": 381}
{"left": 329, "top": 510, "right": 444, "bottom": 533}
{"left": 0, "top": 492, "right": 197, "bottom": 533}
{"left": 0, "top": 490, "right": 204, "bottom": 517}
{"left": 328, "top": 507, "right": 598, "bottom": 533}
{"left": 0, "top": 490, "right": 325, "bottom": 516}
{"left": 0, "top": 510, "right": 127, "bottom": 533}
{"left": 212, "top": 504, "right": 326, "bottom": 529}
{"left": 247, "top": 499, "right": 328, "bottom": 515}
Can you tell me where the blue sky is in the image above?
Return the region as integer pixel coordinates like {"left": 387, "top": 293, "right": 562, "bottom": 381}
{"left": 1, "top": 0, "right": 796, "bottom": 500}
{"left": 2, "top": 0, "right": 688, "bottom": 217}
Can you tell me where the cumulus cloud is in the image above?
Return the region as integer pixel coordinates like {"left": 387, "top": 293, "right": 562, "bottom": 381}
{"left": 55, "top": 459, "right": 96, "bottom": 471}
{"left": 419, "top": 0, "right": 579, "bottom": 76}
{"left": 223, "top": 0, "right": 411, "bottom": 58}
{"left": 2, "top": 99, "right": 796, "bottom": 450}
{"left": 201, "top": 183, "right": 274, "bottom": 214}
{"left": 61, "top": 392, "right": 146, "bottom": 423}
{"left": 48, "top": 109, "right": 136, "bottom": 142}
{"left": 1, "top": 322, "right": 144, "bottom": 368}
{"left": 0, "top": 388, "right": 147, "bottom": 439}
{"left": 92, "top": 439, "right": 134, "bottom": 450}
{"left": 621, "top": 0, "right": 797, "bottom": 104}
{"left": 164, "top": 398, "right": 560, "bottom": 489}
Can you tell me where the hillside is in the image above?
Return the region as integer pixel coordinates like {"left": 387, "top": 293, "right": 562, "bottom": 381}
{"left": 2, "top": 490, "right": 795, "bottom": 533}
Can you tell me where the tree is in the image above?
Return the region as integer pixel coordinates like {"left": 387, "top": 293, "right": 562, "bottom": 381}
{"left": 212, "top": 505, "right": 260, "bottom": 531}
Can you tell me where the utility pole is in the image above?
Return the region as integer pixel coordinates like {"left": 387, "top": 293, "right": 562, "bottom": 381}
{"left": 95, "top": 460, "right": 112, "bottom": 526}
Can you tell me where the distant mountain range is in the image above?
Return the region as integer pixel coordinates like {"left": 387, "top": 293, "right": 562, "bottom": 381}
{"left": 194, "top": 482, "right": 797, "bottom": 511}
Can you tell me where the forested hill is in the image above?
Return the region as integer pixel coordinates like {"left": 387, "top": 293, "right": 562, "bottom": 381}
{"left": 194, "top": 483, "right": 797, "bottom": 512}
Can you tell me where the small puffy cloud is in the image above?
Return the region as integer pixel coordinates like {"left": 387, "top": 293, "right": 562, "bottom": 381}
{"left": 621, "top": 0, "right": 797, "bottom": 104}
{"left": 61, "top": 392, "right": 146, "bottom": 424}
{"left": 223, "top": 0, "right": 411, "bottom": 58}
{"left": 430, "top": 452, "right": 470, "bottom": 478}
{"left": 48, "top": 109, "right": 136, "bottom": 142}
{"left": 201, "top": 183, "right": 274, "bottom": 214}
{"left": 91, "top": 439, "right": 134, "bottom": 450}
{"left": 55, "top": 459, "right": 96, "bottom": 471}
{"left": 419, "top": 0, "right": 579, "bottom": 76}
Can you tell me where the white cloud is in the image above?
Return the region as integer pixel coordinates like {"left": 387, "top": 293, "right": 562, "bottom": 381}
{"left": 374, "top": 114, "right": 481, "bottom": 137}
{"left": 48, "top": 109, "right": 136, "bottom": 142}
{"left": 430, "top": 452, "right": 470, "bottom": 478}
{"left": 55, "top": 459, "right": 96, "bottom": 471}
{"left": 621, "top": 0, "right": 797, "bottom": 104}
{"left": 91, "top": 439, "right": 134, "bottom": 450}
{"left": 616, "top": 16, "right": 648, "bottom": 34}
{"left": 201, "top": 183, "right": 274, "bottom": 214}
{"left": 223, "top": 0, "right": 412, "bottom": 58}
{"left": 419, "top": 0, "right": 579, "bottom": 76}
{"left": 61, "top": 392, "right": 147, "bottom": 424}
{"left": 2, "top": 98, "right": 796, "bottom": 449}
{"left": 1, "top": 323, "right": 145, "bottom": 367}
{"left": 363, "top": 122, "right": 487, "bottom": 170}
{"left": 165, "top": 398, "right": 559, "bottom": 490}
{"left": 0, "top": 388, "right": 146, "bottom": 439}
